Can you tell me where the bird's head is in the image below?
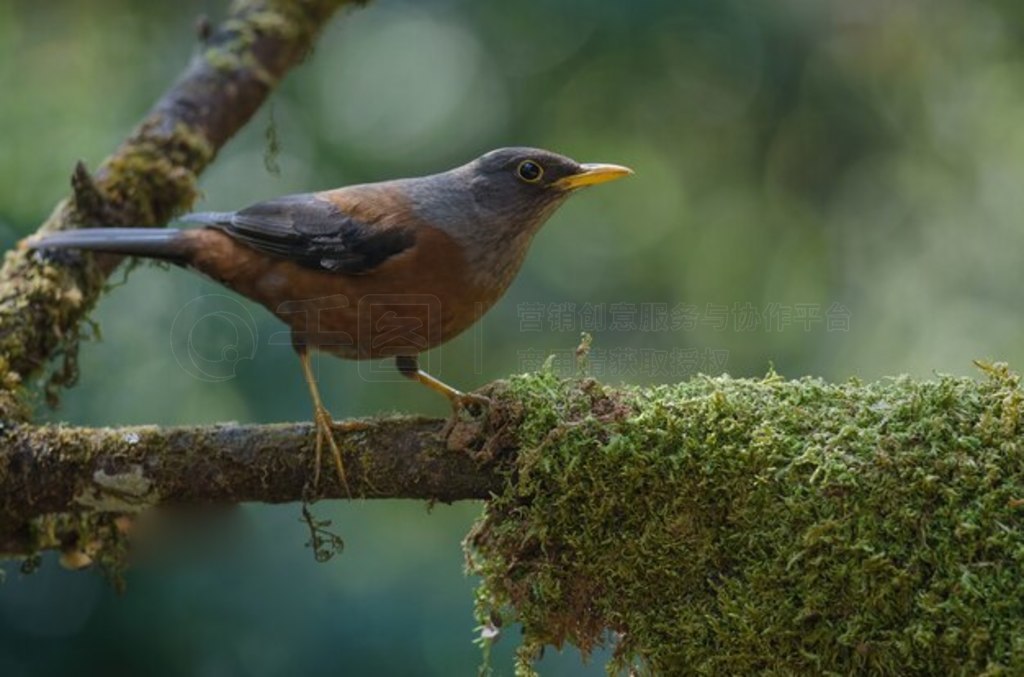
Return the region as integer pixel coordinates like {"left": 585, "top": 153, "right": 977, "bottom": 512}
{"left": 470, "top": 146, "right": 633, "bottom": 193}
{"left": 462, "top": 147, "right": 633, "bottom": 232}
{"left": 401, "top": 147, "right": 632, "bottom": 270}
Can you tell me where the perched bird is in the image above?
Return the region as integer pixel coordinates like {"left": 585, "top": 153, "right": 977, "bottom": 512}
{"left": 29, "top": 147, "right": 633, "bottom": 492}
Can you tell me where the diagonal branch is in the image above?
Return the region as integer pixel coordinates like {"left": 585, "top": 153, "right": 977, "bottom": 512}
{"left": 0, "top": 0, "right": 358, "bottom": 421}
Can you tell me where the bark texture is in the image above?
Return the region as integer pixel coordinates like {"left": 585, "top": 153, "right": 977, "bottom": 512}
{"left": 0, "top": 411, "right": 511, "bottom": 555}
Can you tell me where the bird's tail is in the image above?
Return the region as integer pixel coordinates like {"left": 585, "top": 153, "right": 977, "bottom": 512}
{"left": 26, "top": 228, "right": 192, "bottom": 263}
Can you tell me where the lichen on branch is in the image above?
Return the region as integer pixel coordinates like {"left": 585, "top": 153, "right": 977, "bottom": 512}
{"left": 466, "top": 364, "right": 1024, "bottom": 675}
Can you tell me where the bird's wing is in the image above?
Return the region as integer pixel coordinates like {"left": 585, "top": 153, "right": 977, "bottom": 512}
{"left": 191, "top": 192, "right": 417, "bottom": 274}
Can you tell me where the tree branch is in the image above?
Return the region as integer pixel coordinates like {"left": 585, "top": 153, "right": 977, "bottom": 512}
{"left": 0, "top": 409, "right": 509, "bottom": 555}
{"left": 0, "top": 0, "right": 357, "bottom": 420}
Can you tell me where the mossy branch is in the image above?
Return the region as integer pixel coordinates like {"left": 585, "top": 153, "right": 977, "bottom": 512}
{"left": 0, "top": 409, "right": 509, "bottom": 556}
{"left": 0, "top": 0, "right": 356, "bottom": 421}
{"left": 3, "top": 362, "right": 1024, "bottom": 672}
{"left": 468, "top": 365, "right": 1024, "bottom": 675}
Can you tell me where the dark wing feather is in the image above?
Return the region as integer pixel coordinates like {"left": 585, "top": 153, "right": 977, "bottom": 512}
{"left": 207, "top": 194, "right": 416, "bottom": 274}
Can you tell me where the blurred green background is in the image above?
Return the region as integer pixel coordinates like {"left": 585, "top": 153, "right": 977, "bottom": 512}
{"left": 3, "top": 0, "right": 1024, "bottom": 673}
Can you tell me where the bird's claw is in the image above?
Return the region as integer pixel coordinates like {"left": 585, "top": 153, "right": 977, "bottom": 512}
{"left": 454, "top": 392, "right": 491, "bottom": 417}
{"left": 441, "top": 392, "right": 491, "bottom": 440}
{"left": 312, "top": 405, "right": 351, "bottom": 498}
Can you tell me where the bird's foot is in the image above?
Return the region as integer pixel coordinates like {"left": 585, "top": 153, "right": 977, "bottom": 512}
{"left": 454, "top": 391, "right": 491, "bottom": 416}
{"left": 441, "top": 392, "right": 492, "bottom": 439}
{"left": 311, "top": 406, "right": 369, "bottom": 498}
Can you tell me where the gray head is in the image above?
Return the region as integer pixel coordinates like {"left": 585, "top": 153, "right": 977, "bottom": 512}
{"left": 399, "top": 147, "right": 632, "bottom": 290}
{"left": 463, "top": 147, "right": 633, "bottom": 232}
{"left": 403, "top": 147, "right": 632, "bottom": 240}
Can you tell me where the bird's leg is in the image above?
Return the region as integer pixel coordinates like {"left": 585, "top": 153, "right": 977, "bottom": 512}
{"left": 298, "top": 347, "right": 354, "bottom": 497}
{"left": 395, "top": 355, "right": 490, "bottom": 416}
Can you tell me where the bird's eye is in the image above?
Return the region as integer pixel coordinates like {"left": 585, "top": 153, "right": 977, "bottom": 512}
{"left": 517, "top": 160, "right": 544, "bottom": 183}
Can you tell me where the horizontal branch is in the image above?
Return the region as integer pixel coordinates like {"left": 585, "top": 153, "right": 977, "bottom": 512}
{"left": 0, "top": 406, "right": 510, "bottom": 554}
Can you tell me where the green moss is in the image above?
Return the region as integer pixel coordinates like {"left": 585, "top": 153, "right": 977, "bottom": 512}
{"left": 0, "top": 239, "right": 101, "bottom": 420}
{"left": 208, "top": 1, "right": 353, "bottom": 81}
{"left": 467, "top": 364, "right": 1024, "bottom": 674}
{"left": 99, "top": 121, "right": 212, "bottom": 226}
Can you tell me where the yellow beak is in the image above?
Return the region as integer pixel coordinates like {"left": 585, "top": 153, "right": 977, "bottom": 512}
{"left": 555, "top": 163, "right": 634, "bottom": 190}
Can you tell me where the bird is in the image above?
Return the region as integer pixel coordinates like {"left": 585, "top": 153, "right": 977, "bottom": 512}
{"left": 28, "top": 147, "right": 633, "bottom": 493}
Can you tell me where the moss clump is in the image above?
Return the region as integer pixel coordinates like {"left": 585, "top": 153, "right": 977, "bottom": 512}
{"left": 22, "top": 512, "right": 131, "bottom": 587}
{"left": 0, "top": 241, "right": 101, "bottom": 420}
{"left": 99, "top": 121, "right": 212, "bottom": 227}
{"left": 466, "top": 364, "right": 1024, "bottom": 674}
{"left": 208, "top": 1, "right": 355, "bottom": 79}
